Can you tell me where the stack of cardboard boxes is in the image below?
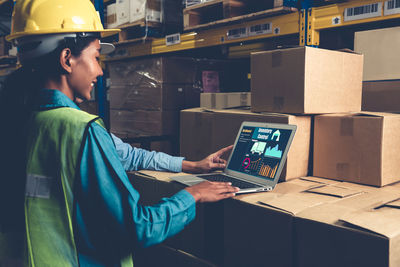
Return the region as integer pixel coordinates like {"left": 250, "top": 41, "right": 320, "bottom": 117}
{"left": 165, "top": 45, "right": 400, "bottom": 266}
{"left": 131, "top": 170, "right": 400, "bottom": 267}
{"left": 228, "top": 46, "right": 400, "bottom": 266}
{"left": 106, "top": 30, "right": 400, "bottom": 265}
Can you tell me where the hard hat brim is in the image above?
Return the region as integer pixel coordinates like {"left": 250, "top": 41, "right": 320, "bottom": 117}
{"left": 6, "top": 28, "right": 121, "bottom": 42}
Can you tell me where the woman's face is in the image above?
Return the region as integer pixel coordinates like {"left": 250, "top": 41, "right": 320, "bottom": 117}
{"left": 68, "top": 39, "right": 103, "bottom": 100}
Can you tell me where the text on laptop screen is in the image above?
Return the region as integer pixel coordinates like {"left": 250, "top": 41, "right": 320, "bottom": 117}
{"left": 227, "top": 126, "right": 292, "bottom": 180}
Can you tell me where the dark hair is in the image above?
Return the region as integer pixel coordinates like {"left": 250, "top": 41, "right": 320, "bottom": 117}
{"left": 0, "top": 35, "right": 97, "bottom": 233}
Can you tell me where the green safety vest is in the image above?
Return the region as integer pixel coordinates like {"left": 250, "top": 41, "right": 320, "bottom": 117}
{"left": 15, "top": 107, "right": 132, "bottom": 266}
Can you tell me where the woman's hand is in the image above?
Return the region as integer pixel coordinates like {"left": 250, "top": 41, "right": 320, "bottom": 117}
{"left": 185, "top": 181, "right": 239, "bottom": 203}
{"left": 182, "top": 145, "right": 234, "bottom": 174}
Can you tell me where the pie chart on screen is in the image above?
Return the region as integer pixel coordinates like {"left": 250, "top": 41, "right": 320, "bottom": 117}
{"left": 242, "top": 157, "right": 251, "bottom": 169}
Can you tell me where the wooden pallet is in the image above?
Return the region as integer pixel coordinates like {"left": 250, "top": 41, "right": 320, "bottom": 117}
{"left": 118, "top": 19, "right": 163, "bottom": 42}
{"left": 183, "top": 0, "right": 296, "bottom": 31}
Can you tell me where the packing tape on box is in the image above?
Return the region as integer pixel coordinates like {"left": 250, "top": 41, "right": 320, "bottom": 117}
{"left": 340, "top": 117, "right": 354, "bottom": 136}
{"left": 273, "top": 96, "right": 284, "bottom": 110}
{"left": 272, "top": 51, "right": 282, "bottom": 67}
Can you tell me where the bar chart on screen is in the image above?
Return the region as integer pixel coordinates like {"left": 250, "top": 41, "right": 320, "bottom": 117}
{"left": 258, "top": 163, "right": 278, "bottom": 178}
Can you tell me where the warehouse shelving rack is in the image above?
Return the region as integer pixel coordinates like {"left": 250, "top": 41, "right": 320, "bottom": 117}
{"left": 106, "top": 11, "right": 301, "bottom": 61}
{"left": 101, "top": 0, "right": 400, "bottom": 57}
{"left": 96, "top": 0, "right": 400, "bottom": 125}
{"left": 306, "top": 0, "right": 400, "bottom": 46}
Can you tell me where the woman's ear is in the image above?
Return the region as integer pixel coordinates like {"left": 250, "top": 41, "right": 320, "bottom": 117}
{"left": 60, "top": 48, "right": 73, "bottom": 73}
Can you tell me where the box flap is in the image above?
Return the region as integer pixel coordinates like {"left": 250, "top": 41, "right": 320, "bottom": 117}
{"left": 300, "top": 176, "right": 339, "bottom": 185}
{"left": 259, "top": 112, "right": 292, "bottom": 118}
{"left": 352, "top": 113, "right": 383, "bottom": 118}
{"left": 296, "top": 202, "right": 357, "bottom": 224}
{"left": 236, "top": 177, "right": 331, "bottom": 208}
{"left": 339, "top": 206, "right": 400, "bottom": 238}
{"left": 258, "top": 194, "right": 324, "bottom": 215}
{"left": 317, "top": 112, "right": 387, "bottom": 118}
{"left": 334, "top": 190, "right": 400, "bottom": 212}
{"left": 236, "top": 192, "right": 280, "bottom": 205}
{"left": 305, "top": 184, "right": 362, "bottom": 198}
{"left": 382, "top": 198, "right": 400, "bottom": 209}
{"left": 272, "top": 181, "right": 315, "bottom": 194}
{"left": 181, "top": 107, "right": 206, "bottom": 113}
{"left": 353, "top": 111, "right": 400, "bottom": 118}
{"left": 340, "top": 181, "right": 382, "bottom": 193}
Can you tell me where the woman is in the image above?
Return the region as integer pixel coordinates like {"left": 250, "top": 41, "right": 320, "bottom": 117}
{"left": 0, "top": 0, "right": 238, "bottom": 266}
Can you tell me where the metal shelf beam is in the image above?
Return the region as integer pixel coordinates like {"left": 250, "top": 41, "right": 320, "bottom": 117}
{"left": 105, "top": 12, "right": 300, "bottom": 61}
{"left": 308, "top": 0, "right": 400, "bottom": 45}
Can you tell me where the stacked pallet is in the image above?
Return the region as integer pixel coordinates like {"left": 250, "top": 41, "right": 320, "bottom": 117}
{"left": 107, "top": 56, "right": 249, "bottom": 154}
{"left": 106, "top": 0, "right": 183, "bottom": 41}
{"left": 183, "top": 0, "right": 298, "bottom": 31}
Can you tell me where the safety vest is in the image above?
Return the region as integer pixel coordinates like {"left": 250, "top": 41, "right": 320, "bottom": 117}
{"left": 24, "top": 107, "right": 133, "bottom": 267}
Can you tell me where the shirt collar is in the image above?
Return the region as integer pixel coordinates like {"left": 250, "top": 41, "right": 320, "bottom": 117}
{"left": 37, "top": 89, "right": 80, "bottom": 110}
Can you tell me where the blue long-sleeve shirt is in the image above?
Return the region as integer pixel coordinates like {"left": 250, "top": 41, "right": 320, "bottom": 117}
{"left": 37, "top": 89, "right": 196, "bottom": 266}
{"left": 111, "top": 133, "right": 184, "bottom": 173}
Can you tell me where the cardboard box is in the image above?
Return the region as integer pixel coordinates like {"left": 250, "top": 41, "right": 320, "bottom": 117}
{"left": 130, "top": 0, "right": 146, "bottom": 23}
{"left": 116, "top": 0, "right": 130, "bottom": 26}
{"left": 355, "top": 26, "right": 400, "bottom": 81}
{"left": 362, "top": 80, "right": 400, "bottom": 112}
{"left": 200, "top": 92, "right": 251, "bottom": 109}
{"left": 314, "top": 112, "right": 400, "bottom": 186}
{"left": 106, "top": 3, "right": 118, "bottom": 29}
{"left": 295, "top": 185, "right": 400, "bottom": 267}
{"left": 110, "top": 109, "right": 179, "bottom": 138}
{"left": 130, "top": 0, "right": 162, "bottom": 23}
{"left": 129, "top": 171, "right": 400, "bottom": 267}
{"left": 251, "top": 47, "right": 363, "bottom": 114}
{"left": 109, "top": 83, "right": 199, "bottom": 111}
{"left": 180, "top": 108, "right": 311, "bottom": 181}
{"left": 223, "top": 177, "right": 364, "bottom": 267}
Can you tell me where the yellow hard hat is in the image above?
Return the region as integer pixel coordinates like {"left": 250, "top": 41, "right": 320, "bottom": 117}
{"left": 6, "top": 0, "right": 120, "bottom": 41}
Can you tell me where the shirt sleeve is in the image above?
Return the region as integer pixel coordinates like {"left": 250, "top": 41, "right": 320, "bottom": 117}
{"left": 74, "top": 123, "right": 196, "bottom": 260}
{"left": 111, "top": 133, "right": 184, "bottom": 173}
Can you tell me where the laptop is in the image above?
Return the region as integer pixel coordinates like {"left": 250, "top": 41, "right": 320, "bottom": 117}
{"left": 171, "top": 121, "right": 297, "bottom": 194}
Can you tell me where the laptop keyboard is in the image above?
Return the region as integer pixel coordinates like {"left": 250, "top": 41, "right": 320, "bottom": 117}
{"left": 200, "top": 174, "right": 261, "bottom": 189}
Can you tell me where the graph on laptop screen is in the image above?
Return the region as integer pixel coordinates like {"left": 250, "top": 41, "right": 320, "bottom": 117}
{"left": 228, "top": 126, "right": 292, "bottom": 180}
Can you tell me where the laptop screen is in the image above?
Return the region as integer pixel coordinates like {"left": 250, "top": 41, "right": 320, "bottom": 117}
{"left": 227, "top": 126, "right": 293, "bottom": 181}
